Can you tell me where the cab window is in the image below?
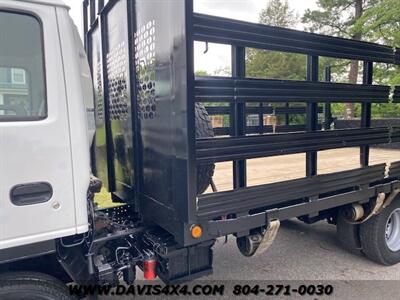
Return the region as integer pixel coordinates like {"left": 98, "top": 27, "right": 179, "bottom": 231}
{"left": 0, "top": 11, "right": 46, "bottom": 121}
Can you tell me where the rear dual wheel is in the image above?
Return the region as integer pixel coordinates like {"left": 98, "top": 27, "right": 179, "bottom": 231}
{"left": 360, "top": 200, "right": 400, "bottom": 266}
{"left": 337, "top": 196, "right": 400, "bottom": 265}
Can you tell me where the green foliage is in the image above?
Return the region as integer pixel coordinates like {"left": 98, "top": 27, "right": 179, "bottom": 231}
{"left": 330, "top": 103, "right": 400, "bottom": 119}
{"left": 259, "top": 0, "right": 298, "bottom": 27}
{"left": 331, "top": 103, "right": 360, "bottom": 119}
{"left": 302, "top": 0, "right": 379, "bottom": 37}
{"left": 195, "top": 70, "right": 209, "bottom": 76}
{"left": 371, "top": 103, "right": 400, "bottom": 118}
{"left": 354, "top": 0, "right": 400, "bottom": 86}
{"left": 371, "top": 63, "right": 400, "bottom": 88}
{"left": 354, "top": 0, "right": 400, "bottom": 47}
{"left": 94, "top": 188, "right": 119, "bottom": 208}
{"left": 302, "top": 0, "right": 400, "bottom": 119}
{"left": 303, "top": 0, "right": 400, "bottom": 87}
{"left": 246, "top": 0, "right": 306, "bottom": 81}
{"left": 246, "top": 50, "right": 307, "bottom": 80}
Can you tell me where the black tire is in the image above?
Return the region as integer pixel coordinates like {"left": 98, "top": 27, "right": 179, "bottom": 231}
{"left": 0, "top": 272, "right": 75, "bottom": 300}
{"left": 360, "top": 196, "right": 400, "bottom": 265}
{"left": 195, "top": 103, "right": 215, "bottom": 194}
{"left": 336, "top": 208, "right": 363, "bottom": 255}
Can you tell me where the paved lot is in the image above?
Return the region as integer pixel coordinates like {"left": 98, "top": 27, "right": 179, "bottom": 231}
{"left": 126, "top": 219, "right": 400, "bottom": 300}
{"left": 208, "top": 219, "right": 400, "bottom": 281}
{"left": 203, "top": 219, "right": 400, "bottom": 299}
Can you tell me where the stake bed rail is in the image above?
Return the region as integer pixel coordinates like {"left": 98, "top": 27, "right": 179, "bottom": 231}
{"left": 197, "top": 127, "right": 400, "bottom": 164}
{"left": 195, "top": 76, "right": 393, "bottom": 103}
{"left": 192, "top": 13, "right": 400, "bottom": 64}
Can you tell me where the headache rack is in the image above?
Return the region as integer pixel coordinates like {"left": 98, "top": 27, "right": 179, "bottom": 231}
{"left": 83, "top": 0, "right": 400, "bottom": 247}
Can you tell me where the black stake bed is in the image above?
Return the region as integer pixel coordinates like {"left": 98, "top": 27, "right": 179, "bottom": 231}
{"left": 83, "top": 0, "right": 400, "bottom": 247}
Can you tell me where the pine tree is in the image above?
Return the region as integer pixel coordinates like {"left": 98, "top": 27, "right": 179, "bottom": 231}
{"left": 303, "top": 0, "right": 376, "bottom": 119}
{"left": 303, "top": 0, "right": 400, "bottom": 118}
{"left": 246, "top": 0, "right": 306, "bottom": 81}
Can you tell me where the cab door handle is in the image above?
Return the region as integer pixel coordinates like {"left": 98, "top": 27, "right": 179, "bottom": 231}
{"left": 10, "top": 182, "right": 53, "bottom": 206}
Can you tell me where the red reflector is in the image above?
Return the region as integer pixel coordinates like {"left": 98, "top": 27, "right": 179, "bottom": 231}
{"left": 143, "top": 258, "right": 157, "bottom": 280}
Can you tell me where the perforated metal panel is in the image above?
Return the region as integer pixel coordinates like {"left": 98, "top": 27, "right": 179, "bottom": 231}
{"left": 86, "top": 0, "right": 201, "bottom": 245}
{"left": 96, "top": 57, "right": 104, "bottom": 122}
{"left": 134, "top": 20, "right": 156, "bottom": 120}
{"left": 106, "top": 41, "right": 129, "bottom": 121}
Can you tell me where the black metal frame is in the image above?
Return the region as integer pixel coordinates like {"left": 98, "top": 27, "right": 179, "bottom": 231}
{"left": 199, "top": 164, "right": 386, "bottom": 220}
{"left": 84, "top": 0, "right": 400, "bottom": 247}
{"left": 196, "top": 127, "right": 400, "bottom": 164}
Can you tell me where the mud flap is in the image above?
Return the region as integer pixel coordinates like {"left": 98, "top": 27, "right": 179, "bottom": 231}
{"left": 347, "top": 189, "right": 400, "bottom": 225}
{"left": 253, "top": 220, "right": 280, "bottom": 256}
{"left": 237, "top": 220, "right": 280, "bottom": 257}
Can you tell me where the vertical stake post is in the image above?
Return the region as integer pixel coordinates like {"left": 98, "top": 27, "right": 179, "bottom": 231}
{"left": 306, "top": 55, "right": 319, "bottom": 177}
{"left": 231, "top": 46, "right": 247, "bottom": 189}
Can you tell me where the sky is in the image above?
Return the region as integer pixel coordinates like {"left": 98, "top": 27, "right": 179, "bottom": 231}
{"left": 64, "top": 0, "right": 318, "bottom": 74}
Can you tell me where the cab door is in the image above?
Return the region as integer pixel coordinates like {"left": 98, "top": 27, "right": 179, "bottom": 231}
{"left": 0, "top": 1, "right": 76, "bottom": 249}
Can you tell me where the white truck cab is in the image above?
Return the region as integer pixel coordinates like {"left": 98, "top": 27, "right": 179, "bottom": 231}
{"left": 0, "top": 0, "right": 94, "bottom": 250}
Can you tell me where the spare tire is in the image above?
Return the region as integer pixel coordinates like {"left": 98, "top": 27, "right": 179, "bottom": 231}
{"left": 195, "top": 103, "right": 215, "bottom": 194}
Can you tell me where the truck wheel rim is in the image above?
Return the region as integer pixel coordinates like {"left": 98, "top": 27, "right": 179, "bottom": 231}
{"left": 385, "top": 208, "right": 400, "bottom": 252}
